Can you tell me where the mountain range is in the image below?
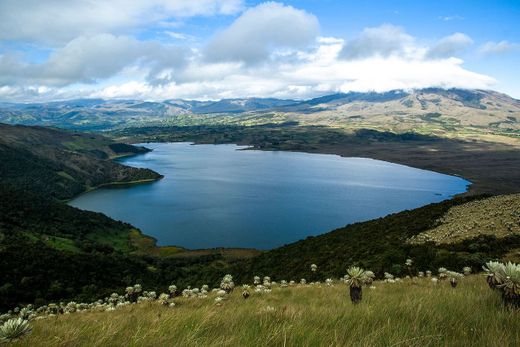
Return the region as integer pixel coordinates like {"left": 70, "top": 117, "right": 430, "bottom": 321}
{"left": 1, "top": 88, "right": 519, "bottom": 132}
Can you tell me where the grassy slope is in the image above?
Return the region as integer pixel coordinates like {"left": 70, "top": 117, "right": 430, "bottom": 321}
{"left": 12, "top": 276, "right": 520, "bottom": 347}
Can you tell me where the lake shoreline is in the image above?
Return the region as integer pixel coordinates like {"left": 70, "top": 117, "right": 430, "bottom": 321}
{"left": 114, "top": 123, "right": 519, "bottom": 197}
{"left": 164, "top": 140, "right": 478, "bottom": 197}
{"left": 70, "top": 142, "right": 470, "bottom": 255}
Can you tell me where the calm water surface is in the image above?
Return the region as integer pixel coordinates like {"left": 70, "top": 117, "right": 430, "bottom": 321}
{"left": 69, "top": 143, "right": 469, "bottom": 249}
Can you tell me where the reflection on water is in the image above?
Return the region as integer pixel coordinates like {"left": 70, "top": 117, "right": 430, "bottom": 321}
{"left": 69, "top": 143, "right": 469, "bottom": 249}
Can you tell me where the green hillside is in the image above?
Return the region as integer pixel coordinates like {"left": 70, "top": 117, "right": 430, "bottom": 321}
{"left": 0, "top": 123, "right": 162, "bottom": 200}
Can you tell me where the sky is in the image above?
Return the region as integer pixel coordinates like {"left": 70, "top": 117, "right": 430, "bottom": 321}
{"left": 0, "top": 0, "right": 519, "bottom": 101}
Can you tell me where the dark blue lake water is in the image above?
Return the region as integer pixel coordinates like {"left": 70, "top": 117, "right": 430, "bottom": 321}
{"left": 69, "top": 143, "right": 469, "bottom": 249}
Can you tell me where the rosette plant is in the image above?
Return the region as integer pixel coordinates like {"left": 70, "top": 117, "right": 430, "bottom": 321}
{"left": 499, "top": 262, "right": 520, "bottom": 308}
{"left": 345, "top": 266, "right": 370, "bottom": 304}
{"left": 0, "top": 318, "right": 31, "bottom": 343}
{"left": 483, "top": 261, "right": 520, "bottom": 308}
{"left": 220, "top": 274, "right": 235, "bottom": 294}
{"left": 483, "top": 261, "right": 505, "bottom": 290}
{"left": 168, "top": 285, "right": 177, "bottom": 297}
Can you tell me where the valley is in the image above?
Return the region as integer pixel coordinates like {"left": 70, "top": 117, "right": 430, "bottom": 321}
{"left": 2, "top": 2, "right": 520, "bottom": 345}
{"left": 1, "top": 118, "right": 520, "bottom": 312}
{"left": 1, "top": 88, "right": 520, "bottom": 334}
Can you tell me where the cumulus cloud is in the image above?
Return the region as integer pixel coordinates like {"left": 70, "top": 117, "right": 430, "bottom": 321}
{"left": 0, "top": 29, "right": 496, "bottom": 101}
{"left": 0, "top": 1, "right": 499, "bottom": 102}
{"left": 204, "top": 2, "right": 319, "bottom": 64}
{"left": 81, "top": 54, "right": 495, "bottom": 101}
{"left": 339, "top": 24, "right": 414, "bottom": 60}
{"left": 426, "top": 33, "right": 473, "bottom": 59}
{"left": 479, "top": 41, "right": 519, "bottom": 56}
{"left": 0, "top": 0, "right": 243, "bottom": 44}
{"left": 0, "top": 34, "right": 189, "bottom": 86}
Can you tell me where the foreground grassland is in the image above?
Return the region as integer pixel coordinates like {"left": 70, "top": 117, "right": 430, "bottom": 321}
{"left": 12, "top": 276, "right": 519, "bottom": 347}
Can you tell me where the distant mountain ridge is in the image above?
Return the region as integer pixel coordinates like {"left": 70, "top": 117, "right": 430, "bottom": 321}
{"left": 0, "top": 88, "right": 519, "bottom": 131}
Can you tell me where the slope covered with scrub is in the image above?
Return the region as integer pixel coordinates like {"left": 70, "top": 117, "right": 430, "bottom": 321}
{"left": 409, "top": 194, "right": 520, "bottom": 244}
{"left": 8, "top": 276, "right": 520, "bottom": 347}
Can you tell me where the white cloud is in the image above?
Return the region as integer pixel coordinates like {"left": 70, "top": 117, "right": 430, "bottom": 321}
{"left": 0, "top": 0, "right": 244, "bottom": 44}
{"left": 0, "top": 30, "right": 497, "bottom": 102}
{"left": 165, "top": 31, "right": 194, "bottom": 41}
{"left": 0, "top": 34, "right": 189, "bottom": 86}
{"left": 80, "top": 38, "right": 496, "bottom": 101}
{"left": 426, "top": 33, "right": 473, "bottom": 59}
{"left": 0, "top": 1, "right": 500, "bottom": 102}
{"left": 438, "top": 15, "right": 464, "bottom": 21}
{"left": 339, "top": 24, "right": 415, "bottom": 60}
{"left": 479, "top": 41, "right": 519, "bottom": 56}
{"left": 204, "top": 2, "right": 319, "bottom": 64}
{"left": 82, "top": 56, "right": 495, "bottom": 101}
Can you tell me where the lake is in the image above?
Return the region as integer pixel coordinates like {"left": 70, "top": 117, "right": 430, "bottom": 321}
{"left": 69, "top": 143, "right": 470, "bottom": 249}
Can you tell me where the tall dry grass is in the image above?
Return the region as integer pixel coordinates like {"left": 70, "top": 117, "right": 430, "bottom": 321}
{"left": 12, "top": 276, "right": 520, "bottom": 347}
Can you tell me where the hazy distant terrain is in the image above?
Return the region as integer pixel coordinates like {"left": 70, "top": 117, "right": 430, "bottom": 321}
{"left": 1, "top": 89, "right": 519, "bottom": 144}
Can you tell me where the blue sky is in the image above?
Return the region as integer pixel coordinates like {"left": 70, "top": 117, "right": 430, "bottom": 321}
{"left": 0, "top": 0, "right": 519, "bottom": 101}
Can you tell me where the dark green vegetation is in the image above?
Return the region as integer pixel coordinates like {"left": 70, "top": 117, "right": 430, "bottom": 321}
{"left": 0, "top": 124, "right": 253, "bottom": 310}
{"left": 116, "top": 124, "right": 520, "bottom": 195}
{"left": 0, "top": 124, "right": 161, "bottom": 200}
{"left": 233, "top": 196, "right": 520, "bottom": 283}
{"left": 0, "top": 183, "right": 241, "bottom": 311}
